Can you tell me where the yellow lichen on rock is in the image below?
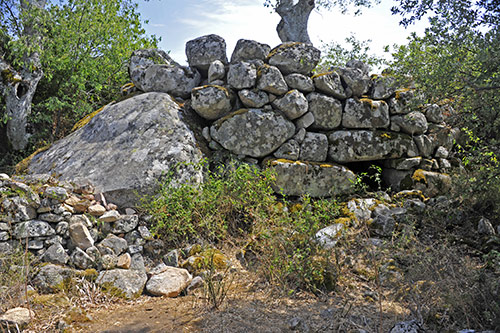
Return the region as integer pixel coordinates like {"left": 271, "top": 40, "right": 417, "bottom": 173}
{"left": 266, "top": 42, "right": 303, "bottom": 59}
{"left": 15, "top": 144, "right": 51, "bottom": 174}
{"left": 412, "top": 169, "right": 427, "bottom": 184}
{"left": 71, "top": 101, "right": 115, "bottom": 132}
{"left": 311, "top": 71, "right": 335, "bottom": 79}
{"left": 360, "top": 98, "right": 379, "bottom": 110}
{"left": 395, "top": 88, "right": 411, "bottom": 100}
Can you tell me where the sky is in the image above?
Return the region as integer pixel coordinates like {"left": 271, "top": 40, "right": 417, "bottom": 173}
{"left": 137, "top": 0, "right": 429, "bottom": 69}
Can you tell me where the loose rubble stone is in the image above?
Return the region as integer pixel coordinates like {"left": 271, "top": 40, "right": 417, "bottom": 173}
{"left": 257, "top": 65, "right": 289, "bottom": 95}
{"left": 33, "top": 264, "right": 75, "bottom": 293}
{"left": 315, "top": 224, "right": 345, "bottom": 249}
{"left": 210, "top": 109, "right": 295, "bottom": 158}
{"left": 186, "top": 34, "right": 228, "bottom": 75}
{"left": 146, "top": 266, "right": 193, "bottom": 297}
{"left": 231, "top": 39, "right": 271, "bottom": 63}
{"left": 70, "top": 247, "right": 95, "bottom": 269}
{"left": 238, "top": 89, "right": 269, "bottom": 108}
{"left": 69, "top": 219, "right": 94, "bottom": 251}
{"left": 100, "top": 234, "right": 128, "bottom": 256}
{"left": 295, "top": 112, "right": 315, "bottom": 129}
{"left": 313, "top": 71, "right": 349, "bottom": 100}
{"left": 274, "top": 140, "right": 301, "bottom": 160}
{"left": 208, "top": 60, "right": 225, "bottom": 83}
{"left": 41, "top": 243, "right": 69, "bottom": 265}
{"left": 13, "top": 220, "right": 55, "bottom": 239}
{"left": 269, "top": 159, "right": 355, "bottom": 197}
{"left": 99, "top": 210, "right": 120, "bottom": 223}
{"left": 343, "top": 98, "right": 390, "bottom": 129}
{"left": 306, "top": 92, "right": 342, "bottom": 130}
{"left": 371, "top": 75, "right": 396, "bottom": 100}
{"left": 299, "top": 132, "right": 328, "bottom": 162}
{"left": 478, "top": 217, "right": 496, "bottom": 235}
{"left": 337, "top": 67, "right": 371, "bottom": 97}
{"left": 191, "top": 85, "right": 233, "bottom": 120}
{"left": 0, "top": 307, "right": 34, "bottom": 332}
{"left": 412, "top": 169, "right": 452, "bottom": 197}
{"left": 227, "top": 61, "right": 257, "bottom": 90}
{"left": 97, "top": 269, "right": 147, "bottom": 299}
{"left": 44, "top": 187, "right": 69, "bottom": 202}
{"left": 424, "top": 104, "right": 444, "bottom": 123}
{"left": 267, "top": 42, "right": 321, "bottom": 75}
{"left": 272, "top": 89, "right": 308, "bottom": 120}
{"left": 328, "top": 130, "right": 418, "bottom": 163}
{"left": 284, "top": 73, "right": 315, "bottom": 93}
{"left": 117, "top": 253, "right": 132, "bottom": 269}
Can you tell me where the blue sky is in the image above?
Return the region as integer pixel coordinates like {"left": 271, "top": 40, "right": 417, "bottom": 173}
{"left": 137, "top": 0, "right": 428, "bottom": 68}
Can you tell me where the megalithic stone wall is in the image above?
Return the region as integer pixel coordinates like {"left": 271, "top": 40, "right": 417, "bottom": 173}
{"left": 129, "top": 34, "right": 458, "bottom": 198}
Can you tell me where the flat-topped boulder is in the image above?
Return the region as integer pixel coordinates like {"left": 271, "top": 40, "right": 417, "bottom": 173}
{"left": 186, "top": 34, "right": 228, "bottom": 75}
{"left": 267, "top": 42, "right": 321, "bottom": 75}
{"left": 27, "top": 92, "right": 204, "bottom": 208}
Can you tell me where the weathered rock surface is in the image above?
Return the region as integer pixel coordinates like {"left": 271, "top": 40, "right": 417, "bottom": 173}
{"left": 391, "top": 111, "right": 428, "bottom": 135}
{"left": 306, "top": 93, "right": 342, "bottom": 130}
{"left": 238, "top": 89, "right": 269, "bottom": 108}
{"left": 146, "top": 266, "right": 193, "bottom": 297}
{"left": 269, "top": 159, "right": 355, "bottom": 197}
{"left": 274, "top": 139, "right": 301, "bottom": 160}
{"left": 142, "top": 64, "right": 201, "bottom": 98}
{"left": 412, "top": 169, "right": 451, "bottom": 197}
{"left": 299, "top": 132, "right": 328, "bottom": 162}
{"left": 13, "top": 220, "right": 55, "bottom": 239}
{"left": 284, "top": 73, "right": 315, "bottom": 93}
{"left": 257, "top": 65, "right": 288, "bottom": 95}
{"left": 0, "top": 307, "right": 34, "bottom": 332}
{"left": 371, "top": 75, "right": 396, "bottom": 100}
{"left": 328, "top": 130, "right": 418, "bottom": 163}
{"left": 191, "top": 85, "right": 233, "bottom": 120}
{"left": 315, "top": 223, "right": 345, "bottom": 249}
{"left": 342, "top": 98, "right": 390, "bottom": 129}
{"left": 27, "top": 92, "right": 204, "bottom": 208}
{"left": 272, "top": 89, "right": 308, "bottom": 120}
{"left": 129, "top": 49, "right": 180, "bottom": 91}
{"left": 337, "top": 67, "right": 371, "bottom": 97}
{"left": 267, "top": 42, "right": 321, "bottom": 75}
{"left": 227, "top": 61, "right": 257, "bottom": 90}
{"left": 97, "top": 269, "right": 147, "bottom": 299}
{"left": 208, "top": 60, "right": 225, "bottom": 83}
{"left": 231, "top": 39, "right": 271, "bottom": 63}
{"left": 313, "top": 71, "right": 349, "bottom": 100}
{"left": 33, "top": 264, "right": 75, "bottom": 293}
{"left": 41, "top": 243, "right": 69, "bottom": 265}
{"left": 186, "top": 34, "right": 228, "bottom": 75}
{"left": 210, "top": 109, "right": 295, "bottom": 158}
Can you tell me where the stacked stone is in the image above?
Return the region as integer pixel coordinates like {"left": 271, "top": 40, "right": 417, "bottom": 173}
{"left": 129, "top": 34, "right": 458, "bottom": 198}
{"left": 0, "top": 173, "right": 194, "bottom": 299}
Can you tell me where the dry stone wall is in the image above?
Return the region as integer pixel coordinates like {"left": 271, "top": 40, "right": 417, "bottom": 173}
{"left": 130, "top": 34, "right": 458, "bottom": 198}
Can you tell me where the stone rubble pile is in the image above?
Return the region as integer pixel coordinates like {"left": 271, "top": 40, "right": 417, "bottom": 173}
{"left": 130, "top": 34, "right": 459, "bottom": 197}
{"left": 0, "top": 173, "right": 229, "bottom": 301}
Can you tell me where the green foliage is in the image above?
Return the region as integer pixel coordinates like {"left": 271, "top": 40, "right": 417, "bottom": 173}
{"left": 317, "top": 34, "right": 387, "bottom": 72}
{"left": 29, "top": 0, "right": 158, "bottom": 143}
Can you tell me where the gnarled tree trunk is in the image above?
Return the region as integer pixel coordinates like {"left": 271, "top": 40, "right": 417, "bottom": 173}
{"left": 0, "top": 0, "right": 45, "bottom": 150}
{"left": 276, "top": 0, "right": 315, "bottom": 44}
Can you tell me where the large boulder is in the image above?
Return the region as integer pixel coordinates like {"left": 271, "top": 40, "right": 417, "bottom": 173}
{"left": 267, "top": 42, "right": 321, "bottom": 75}
{"left": 145, "top": 266, "right": 193, "bottom": 297}
{"left": 269, "top": 159, "right": 355, "bottom": 197}
{"left": 27, "top": 93, "right": 204, "bottom": 208}
{"left": 210, "top": 109, "right": 295, "bottom": 158}
{"left": 185, "top": 34, "right": 228, "bottom": 75}
{"left": 328, "top": 130, "right": 418, "bottom": 163}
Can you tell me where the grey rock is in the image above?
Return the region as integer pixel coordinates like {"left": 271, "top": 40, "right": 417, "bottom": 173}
{"left": 124, "top": 230, "right": 144, "bottom": 246}
{"left": 389, "top": 320, "right": 424, "bottom": 333}
{"left": 383, "top": 157, "right": 422, "bottom": 170}
{"left": 191, "top": 85, "right": 233, "bottom": 120}
{"left": 269, "top": 159, "right": 355, "bottom": 197}
{"left": 112, "top": 215, "right": 139, "bottom": 234}
{"left": 140, "top": 63, "right": 202, "bottom": 99}
{"left": 143, "top": 239, "right": 165, "bottom": 259}
{"left": 299, "top": 132, "right": 328, "bottom": 162}
{"left": 227, "top": 61, "right": 257, "bottom": 89}
{"left": 33, "top": 264, "right": 75, "bottom": 293}
{"left": 435, "top": 146, "right": 449, "bottom": 158}
{"left": 41, "top": 243, "right": 69, "bottom": 265}
{"left": 210, "top": 109, "right": 295, "bottom": 158}
{"left": 371, "top": 214, "right": 396, "bottom": 236}
{"left": 100, "top": 234, "right": 128, "bottom": 256}
{"left": 163, "top": 249, "right": 179, "bottom": 267}
{"left": 295, "top": 112, "right": 315, "bottom": 129}
{"left": 28, "top": 239, "right": 44, "bottom": 250}
{"left": 129, "top": 49, "right": 179, "bottom": 91}
{"left": 27, "top": 93, "right": 204, "bottom": 208}
{"left": 293, "top": 128, "right": 307, "bottom": 143}
{"left": 137, "top": 225, "right": 152, "bottom": 240}
{"left": 187, "top": 276, "right": 204, "bottom": 293}
{"left": 388, "top": 89, "right": 415, "bottom": 115}
{"left": 0, "top": 223, "right": 10, "bottom": 231}
{"left": 238, "top": 89, "right": 269, "bottom": 108}
{"left": 43, "top": 187, "right": 68, "bottom": 202}
{"left": 414, "top": 134, "right": 436, "bottom": 158}
{"left": 346, "top": 59, "right": 370, "bottom": 75}
{"left": 231, "top": 39, "right": 271, "bottom": 63}
{"left": 274, "top": 139, "right": 301, "bottom": 160}
{"left": 315, "top": 223, "right": 344, "bottom": 249}
{"left": 284, "top": 73, "right": 314, "bottom": 93}
{"left": 130, "top": 253, "right": 146, "bottom": 271}
{"left": 267, "top": 42, "right": 321, "bottom": 75}
{"left": 257, "top": 65, "right": 288, "bottom": 95}
{"left": 313, "top": 71, "right": 349, "bottom": 100}
{"left": 438, "top": 158, "right": 451, "bottom": 170}
{"left": 424, "top": 104, "right": 444, "bottom": 123}
{"left": 128, "top": 245, "right": 143, "bottom": 255}
{"left": 186, "top": 34, "right": 228, "bottom": 75}
{"left": 146, "top": 266, "right": 192, "bottom": 297}
{"left": 85, "top": 246, "right": 101, "bottom": 263}
{"left": 391, "top": 111, "right": 428, "bottom": 135}
{"left": 337, "top": 67, "right": 371, "bottom": 97}
{"left": 412, "top": 170, "right": 452, "bottom": 197}
{"left": 0, "top": 242, "right": 13, "bottom": 254}
{"left": 13, "top": 220, "right": 55, "bottom": 239}
{"left": 70, "top": 247, "right": 95, "bottom": 269}
{"left": 306, "top": 92, "right": 342, "bottom": 130}
{"left": 208, "top": 60, "right": 225, "bottom": 83}
{"left": 328, "top": 130, "right": 418, "bottom": 163}
{"left": 97, "top": 269, "right": 147, "bottom": 299}
{"left": 478, "top": 217, "right": 495, "bottom": 235}
{"left": 2, "top": 197, "right": 37, "bottom": 222}
{"left": 99, "top": 210, "right": 120, "bottom": 223}
{"left": 272, "top": 89, "right": 308, "bottom": 120}
{"left": 343, "top": 98, "right": 390, "bottom": 129}
{"left": 9, "top": 182, "right": 40, "bottom": 207}
{"left": 39, "top": 213, "right": 63, "bottom": 223}
{"left": 371, "top": 75, "right": 396, "bottom": 99}
{"left": 0, "top": 232, "right": 9, "bottom": 241}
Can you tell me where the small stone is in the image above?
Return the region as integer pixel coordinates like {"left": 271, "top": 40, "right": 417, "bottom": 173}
{"left": 306, "top": 92, "right": 342, "bottom": 130}
{"left": 112, "top": 215, "right": 139, "bottom": 234}
{"left": 99, "top": 210, "right": 120, "bottom": 223}
{"left": 434, "top": 146, "right": 449, "bottom": 158}
{"left": 70, "top": 247, "right": 95, "bottom": 269}
{"left": 284, "top": 73, "right": 314, "bottom": 93}
{"left": 41, "top": 243, "right": 69, "bottom": 265}
{"left": 274, "top": 139, "right": 300, "bottom": 160}
{"left": 272, "top": 89, "right": 308, "bottom": 120}
{"left": 227, "top": 61, "right": 257, "bottom": 90}
{"left": 97, "top": 269, "right": 147, "bottom": 299}
{"left": 186, "top": 276, "right": 204, "bottom": 293}
{"left": 0, "top": 307, "right": 34, "bottom": 331}
{"left": 146, "top": 266, "right": 193, "bottom": 297}
{"left": 313, "top": 71, "right": 349, "bottom": 100}
{"left": 125, "top": 208, "right": 136, "bottom": 215}
{"left": 137, "top": 225, "right": 152, "bottom": 240}
{"left": 256, "top": 65, "right": 288, "bottom": 95}
{"left": 163, "top": 249, "right": 179, "bottom": 267}
{"left": 128, "top": 245, "right": 143, "bottom": 255}
{"left": 39, "top": 213, "right": 63, "bottom": 223}
{"left": 315, "top": 223, "right": 344, "bottom": 249}
{"left": 208, "top": 60, "right": 225, "bottom": 83}
{"left": 99, "top": 234, "right": 128, "bottom": 255}
{"left": 299, "top": 132, "right": 328, "bottom": 162}
{"left": 238, "top": 89, "right": 269, "bottom": 108}
{"left": 88, "top": 204, "right": 106, "bottom": 216}
{"left": 117, "top": 253, "right": 132, "bottom": 269}
{"left": 191, "top": 85, "right": 233, "bottom": 120}
{"left": 44, "top": 187, "right": 68, "bottom": 202}
{"left": 69, "top": 220, "right": 94, "bottom": 250}
{"left": 295, "top": 112, "right": 315, "bottom": 129}
{"left": 478, "top": 217, "right": 496, "bottom": 235}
